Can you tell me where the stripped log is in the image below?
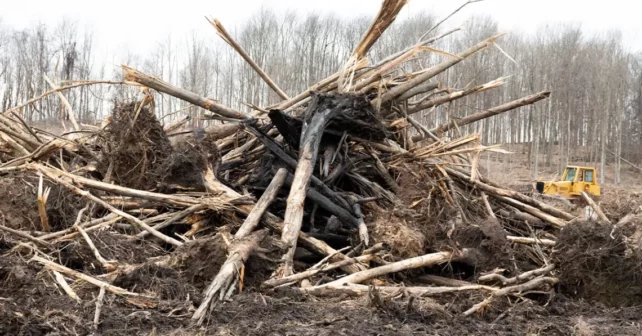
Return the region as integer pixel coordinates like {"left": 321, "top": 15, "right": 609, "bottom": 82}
{"left": 208, "top": 18, "right": 289, "bottom": 100}
{"left": 478, "top": 264, "right": 556, "bottom": 285}
{"left": 506, "top": 236, "right": 556, "bottom": 246}
{"left": 123, "top": 65, "right": 250, "bottom": 120}
{"left": 376, "top": 33, "right": 505, "bottom": 105}
{"left": 321, "top": 249, "right": 469, "bottom": 287}
{"left": 582, "top": 191, "right": 611, "bottom": 224}
{"left": 234, "top": 168, "right": 288, "bottom": 238}
{"left": 447, "top": 167, "right": 575, "bottom": 221}
{"left": 192, "top": 229, "right": 269, "bottom": 325}
{"left": 34, "top": 164, "right": 184, "bottom": 247}
{"left": 263, "top": 254, "right": 375, "bottom": 289}
{"left": 281, "top": 170, "right": 360, "bottom": 228}
{"left": 413, "top": 91, "right": 551, "bottom": 142}
{"left": 302, "top": 283, "right": 496, "bottom": 297}
{"left": 494, "top": 195, "right": 567, "bottom": 228}
{"left": 463, "top": 276, "right": 558, "bottom": 317}
{"left": 246, "top": 124, "right": 353, "bottom": 212}
{"left": 407, "top": 77, "right": 506, "bottom": 115}
{"left": 278, "top": 93, "right": 356, "bottom": 277}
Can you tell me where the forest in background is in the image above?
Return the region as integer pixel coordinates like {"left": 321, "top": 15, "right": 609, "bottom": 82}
{"left": 1, "top": 10, "right": 641, "bottom": 184}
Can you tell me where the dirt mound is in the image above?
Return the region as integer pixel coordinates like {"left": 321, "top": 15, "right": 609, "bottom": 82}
{"left": 554, "top": 220, "right": 642, "bottom": 306}
{"left": 600, "top": 188, "right": 642, "bottom": 222}
{"left": 0, "top": 253, "right": 92, "bottom": 336}
{"left": 0, "top": 172, "right": 84, "bottom": 231}
{"left": 0, "top": 172, "right": 40, "bottom": 230}
{"left": 452, "top": 217, "right": 513, "bottom": 272}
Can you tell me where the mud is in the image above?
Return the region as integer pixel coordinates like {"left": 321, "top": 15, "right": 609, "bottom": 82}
{"left": 2, "top": 251, "right": 642, "bottom": 336}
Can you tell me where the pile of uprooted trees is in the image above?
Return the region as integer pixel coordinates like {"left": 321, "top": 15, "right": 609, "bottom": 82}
{"left": 2, "top": 0, "right": 623, "bottom": 328}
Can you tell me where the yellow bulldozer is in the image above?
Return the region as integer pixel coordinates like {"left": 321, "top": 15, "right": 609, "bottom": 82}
{"left": 535, "top": 166, "right": 601, "bottom": 201}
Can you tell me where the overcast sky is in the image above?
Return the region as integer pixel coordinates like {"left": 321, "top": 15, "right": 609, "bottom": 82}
{"left": 3, "top": 0, "right": 642, "bottom": 61}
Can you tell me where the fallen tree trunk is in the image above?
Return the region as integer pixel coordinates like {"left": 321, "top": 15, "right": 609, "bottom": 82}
{"left": 123, "top": 65, "right": 250, "bottom": 120}
{"left": 234, "top": 168, "right": 288, "bottom": 238}
{"left": 376, "top": 33, "right": 505, "bottom": 105}
{"left": 582, "top": 191, "right": 611, "bottom": 224}
{"left": 281, "top": 170, "right": 360, "bottom": 228}
{"left": 447, "top": 167, "right": 575, "bottom": 221}
{"left": 321, "top": 249, "right": 469, "bottom": 287}
{"left": 494, "top": 195, "right": 567, "bottom": 228}
{"left": 407, "top": 78, "right": 506, "bottom": 115}
{"left": 412, "top": 91, "right": 551, "bottom": 142}
{"left": 246, "top": 124, "right": 353, "bottom": 212}
{"left": 208, "top": 18, "right": 289, "bottom": 100}
{"left": 302, "top": 283, "right": 496, "bottom": 297}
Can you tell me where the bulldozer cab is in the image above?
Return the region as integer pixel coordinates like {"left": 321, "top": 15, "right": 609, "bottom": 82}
{"left": 536, "top": 166, "right": 600, "bottom": 199}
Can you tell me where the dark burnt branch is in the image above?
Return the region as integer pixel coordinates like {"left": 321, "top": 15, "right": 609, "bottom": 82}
{"left": 268, "top": 109, "right": 301, "bottom": 149}
{"left": 245, "top": 123, "right": 353, "bottom": 212}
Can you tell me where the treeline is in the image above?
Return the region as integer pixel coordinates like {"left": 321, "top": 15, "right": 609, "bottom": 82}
{"left": 0, "top": 11, "right": 640, "bottom": 183}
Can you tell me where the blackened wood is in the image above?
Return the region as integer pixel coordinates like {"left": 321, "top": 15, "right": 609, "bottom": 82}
{"left": 280, "top": 168, "right": 360, "bottom": 228}
{"left": 306, "top": 232, "right": 351, "bottom": 249}
{"left": 246, "top": 124, "right": 353, "bottom": 212}
{"left": 268, "top": 109, "right": 301, "bottom": 148}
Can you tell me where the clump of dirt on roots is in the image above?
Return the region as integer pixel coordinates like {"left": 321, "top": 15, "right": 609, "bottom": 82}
{"left": 102, "top": 101, "right": 173, "bottom": 190}
{"left": 554, "top": 220, "right": 642, "bottom": 306}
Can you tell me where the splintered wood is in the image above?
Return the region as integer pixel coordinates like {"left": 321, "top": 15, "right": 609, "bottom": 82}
{"left": 0, "top": 0, "right": 576, "bottom": 328}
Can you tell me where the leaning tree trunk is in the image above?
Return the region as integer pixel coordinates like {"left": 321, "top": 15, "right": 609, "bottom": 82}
{"left": 277, "top": 92, "right": 358, "bottom": 277}
{"left": 192, "top": 168, "right": 288, "bottom": 325}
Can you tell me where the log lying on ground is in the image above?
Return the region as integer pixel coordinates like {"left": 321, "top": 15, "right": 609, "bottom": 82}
{"left": 301, "top": 283, "right": 498, "bottom": 297}
{"left": 463, "top": 276, "right": 558, "bottom": 317}
{"left": 318, "top": 249, "right": 470, "bottom": 288}
{"left": 478, "top": 264, "right": 555, "bottom": 285}
{"left": 506, "top": 236, "right": 556, "bottom": 246}
{"left": 263, "top": 243, "right": 388, "bottom": 288}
